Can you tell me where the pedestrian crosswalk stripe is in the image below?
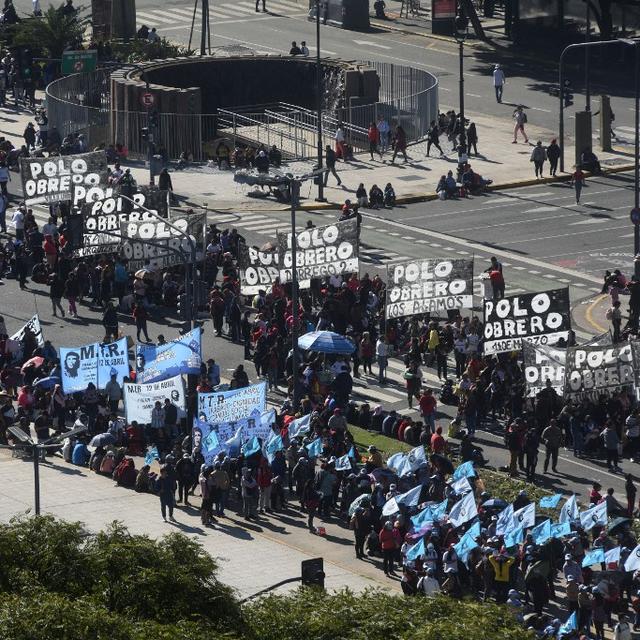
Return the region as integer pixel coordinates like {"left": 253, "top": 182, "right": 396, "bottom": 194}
{"left": 227, "top": 2, "right": 263, "bottom": 13}
{"left": 241, "top": 221, "right": 283, "bottom": 230}
{"left": 225, "top": 216, "right": 272, "bottom": 227}
{"left": 136, "top": 10, "right": 178, "bottom": 23}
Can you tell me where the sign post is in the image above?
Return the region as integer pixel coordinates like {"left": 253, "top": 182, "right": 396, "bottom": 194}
{"left": 61, "top": 50, "right": 98, "bottom": 75}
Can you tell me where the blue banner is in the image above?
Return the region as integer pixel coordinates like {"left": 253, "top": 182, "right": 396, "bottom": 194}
{"left": 60, "top": 338, "right": 129, "bottom": 393}
{"left": 198, "top": 382, "right": 267, "bottom": 424}
{"left": 136, "top": 328, "right": 202, "bottom": 384}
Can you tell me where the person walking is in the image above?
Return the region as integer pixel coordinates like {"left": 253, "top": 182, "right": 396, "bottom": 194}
{"left": 512, "top": 106, "right": 529, "bottom": 144}
{"left": 49, "top": 273, "right": 65, "bottom": 317}
{"left": 493, "top": 64, "right": 505, "bottom": 103}
{"left": 571, "top": 165, "right": 586, "bottom": 204}
{"left": 546, "top": 139, "right": 560, "bottom": 176}
{"left": 367, "top": 121, "right": 380, "bottom": 160}
{"left": 606, "top": 300, "right": 622, "bottom": 342}
{"left": 132, "top": 302, "right": 151, "bottom": 342}
{"left": 255, "top": 0, "right": 266, "bottom": 12}
{"left": 241, "top": 467, "right": 258, "bottom": 520}
{"left": 426, "top": 120, "right": 444, "bottom": 157}
{"left": 391, "top": 123, "right": 408, "bottom": 164}
{"left": 376, "top": 335, "right": 389, "bottom": 383}
{"left": 602, "top": 422, "right": 621, "bottom": 471}
{"left": 155, "top": 466, "right": 177, "bottom": 522}
{"left": 377, "top": 115, "right": 390, "bottom": 154}
{"left": 335, "top": 123, "right": 346, "bottom": 160}
{"left": 542, "top": 419, "right": 562, "bottom": 473}
{"left": 324, "top": 145, "right": 341, "bottom": 186}
{"left": 466, "top": 122, "right": 479, "bottom": 156}
{"left": 530, "top": 141, "right": 546, "bottom": 178}
{"left": 379, "top": 520, "right": 401, "bottom": 575}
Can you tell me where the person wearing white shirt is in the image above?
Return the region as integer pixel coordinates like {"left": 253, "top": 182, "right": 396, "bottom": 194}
{"left": 493, "top": 64, "right": 505, "bottom": 103}
{"left": 418, "top": 568, "right": 441, "bottom": 596}
{"left": 375, "top": 336, "right": 388, "bottom": 383}
{"left": 614, "top": 615, "right": 632, "bottom": 640}
{"left": 300, "top": 41, "right": 309, "bottom": 56}
{"left": 329, "top": 273, "right": 342, "bottom": 289}
{"left": 335, "top": 124, "right": 346, "bottom": 160}
{"left": 11, "top": 208, "right": 24, "bottom": 240}
{"left": 42, "top": 217, "right": 58, "bottom": 238}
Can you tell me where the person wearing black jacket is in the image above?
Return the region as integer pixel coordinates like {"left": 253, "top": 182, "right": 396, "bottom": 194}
{"left": 49, "top": 273, "right": 65, "bottom": 317}
{"left": 102, "top": 301, "right": 118, "bottom": 342}
{"left": 241, "top": 310, "right": 252, "bottom": 360}
{"left": 175, "top": 453, "right": 195, "bottom": 505}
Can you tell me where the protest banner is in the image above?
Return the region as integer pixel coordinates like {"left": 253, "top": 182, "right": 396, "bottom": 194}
{"left": 120, "top": 212, "right": 205, "bottom": 271}
{"left": 564, "top": 342, "right": 636, "bottom": 401}
{"left": 483, "top": 288, "right": 571, "bottom": 355}
{"left": 239, "top": 244, "right": 280, "bottom": 295}
{"left": 136, "top": 328, "right": 202, "bottom": 384}
{"left": 123, "top": 374, "right": 186, "bottom": 423}
{"left": 386, "top": 258, "right": 473, "bottom": 319}
{"left": 10, "top": 314, "right": 44, "bottom": 348}
{"left": 20, "top": 151, "right": 108, "bottom": 205}
{"left": 198, "top": 381, "right": 267, "bottom": 424}
{"left": 523, "top": 332, "right": 612, "bottom": 397}
{"left": 75, "top": 187, "right": 169, "bottom": 257}
{"left": 277, "top": 219, "right": 359, "bottom": 283}
{"left": 194, "top": 407, "right": 275, "bottom": 465}
{"left": 60, "top": 338, "right": 129, "bottom": 394}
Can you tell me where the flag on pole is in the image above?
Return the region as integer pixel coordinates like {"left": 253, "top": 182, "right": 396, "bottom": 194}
{"left": 263, "top": 433, "right": 284, "bottom": 463}
{"left": 242, "top": 436, "right": 261, "bottom": 458}
{"left": 448, "top": 490, "right": 477, "bottom": 528}
{"left": 306, "top": 437, "right": 323, "bottom": 459}
{"left": 411, "top": 505, "right": 435, "bottom": 528}
{"left": 550, "top": 521, "right": 572, "bottom": 539}
{"left": 288, "top": 414, "right": 310, "bottom": 439}
{"left": 512, "top": 503, "right": 536, "bottom": 530}
{"left": 504, "top": 526, "right": 524, "bottom": 548}
{"left": 579, "top": 501, "right": 607, "bottom": 531}
{"left": 453, "top": 460, "right": 476, "bottom": 480}
{"left": 454, "top": 526, "right": 480, "bottom": 562}
{"left": 406, "top": 445, "right": 427, "bottom": 471}
{"left": 386, "top": 452, "right": 407, "bottom": 473}
{"left": 605, "top": 546, "right": 621, "bottom": 566}
{"left": 558, "top": 612, "right": 578, "bottom": 638}
{"left": 406, "top": 537, "right": 426, "bottom": 561}
{"left": 144, "top": 446, "right": 160, "bottom": 465}
{"left": 450, "top": 477, "right": 473, "bottom": 495}
{"left": 496, "top": 504, "right": 514, "bottom": 536}
{"left": 582, "top": 547, "right": 605, "bottom": 567}
{"left": 539, "top": 493, "right": 563, "bottom": 509}
{"left": 334, "top": 454, "right": 352, "bottom": 471}
{"left": 531, "top": 519, "right": 552, "bottom": 545}
{"left": 397, "top": 484, "right": 423, "bottom": 508}
{"left": 382, "top": 497, "right": 399, "bottom": 516}
{"left": 559, "top": 494, "right": 580, "bottom": 523}
{"left": 624, "top": 544, "right": 640, "bottom": 572}
{"left": 347, "top": 445, "right": 357, "bottom": 460}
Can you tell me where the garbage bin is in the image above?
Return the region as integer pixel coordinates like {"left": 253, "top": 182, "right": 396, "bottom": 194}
{"left": 308, "top": 0, "right": 369, "bottom": 31}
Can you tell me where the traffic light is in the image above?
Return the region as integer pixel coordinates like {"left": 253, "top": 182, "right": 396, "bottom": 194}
{"left": 141, "top": 127, "right": 149, "bottom": 142}
{"left": 563, "top": 80, "right": 574, "bottom": 108}
{"left": 301, "top": 558, "right": 325, "bottom": 589}
{"left": 149, "top": 110, "right": 159, "bottom": 128}
{"left": 177, "top": 294, "right": 187, "bottom": 319}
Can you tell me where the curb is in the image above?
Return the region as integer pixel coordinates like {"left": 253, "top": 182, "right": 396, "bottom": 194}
{"left": 297, "top": 162, "right": 636, "bottom": 210}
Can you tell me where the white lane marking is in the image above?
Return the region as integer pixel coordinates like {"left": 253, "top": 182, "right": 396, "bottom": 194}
{"left": 568, "top": 218, "right": 608, "bottom": 225}
{"left": 353, "top": 39, "right": 391, "bottom": 49}
{"left": 529, "top": 106, "right": 552, "bottom": 113}
{"left": 136, "top": 10, "right": 176, "bottom": 22}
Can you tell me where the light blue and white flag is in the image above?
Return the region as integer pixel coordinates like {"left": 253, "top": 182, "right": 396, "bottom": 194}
{"left": 397, "top": 484, "right": 423, "bottom": 508}
{"left": 582, "top": 547, "right": 605, "bottom": 567}
{"left": 406, "top": 445, "right": 427, "bottom": 471}
{"left": 579, "top": 501, "right": 607, "bottom": 531}
{"left": 406, "top": 538, "right": 425, "bottom": 561}
{"left": 512, "top": 503, "right": 536, "bottom": 530}
{"left": 496, "top": 504, "right": 515, "bottom": 536}
{"left": 448, "top": 490, "right": 477, "bottom": 528}
{"left": 288, "top": 413, "right": 311, "bottom": 439}
{"left": 539, "top": 493, "right": 563, "bottom": 509}
{"left": 387, "top": 452, "right": 407, "bottom": 473}
{"left": 242, "top": 436, "right": 261, "bottom": 458}
{"left": 263, "top": 433, "right": 284, "bottom": 464}
{"left": 453, "top": 460, "right": 476, "bottom": 481}
{"left": 624, "top": 544, "right": 640, "bottom": 572}
{"left": 144, "top": 446, "right": 160, "bottom": 465}
{"left": 605, "top": 546, "right": 621, "bottom": 566}
{"left": 225, "top": 424, "right": 244, "bottom": 454}
{"left": 450, "top": 477, "right": 473, "bottom": 495}
{"left": 550, "top": 521, "right": 572, "bottom": 539}
{"left": 558, "top": 612, "right": 578, "bottom": 638}
{"left": 335, "top": 454, "right": 352, "bottom": 472}
{"left": 559, "top": 494, "right": 580, "bottom": 524}
{"left": 454, "top": 522, "right": 481, "bottom": 562}
{"left": 347, "top": 445, "right": 357, "bottom": 460}
{"left": 137, "top": 328, "right": 202, "bottom": 384}
{"left": 504, "top": 526, "right": 524, "bottom": 548}
{"left": 306, "top": 437, "right": 323, "bottom": 459}
{"left": 382, "top": 497, "right": 400, "bottom": 517}
{"left": 531, "top": 519, "right": 552, "bottom": 545}
{"left": 431, "top": 498, "right": 449, "bottom": 521}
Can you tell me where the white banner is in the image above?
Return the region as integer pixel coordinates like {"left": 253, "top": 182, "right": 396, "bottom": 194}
{"left": 10, "top": 314, "right": 44, "bottom": 348}
{"left": 123, "top": 374, "right": 186, "bottom": 424}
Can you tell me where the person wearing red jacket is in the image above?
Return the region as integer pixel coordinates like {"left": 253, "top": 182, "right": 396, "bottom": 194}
{"left": 257, "top": 458, "right": 273, "bottom": 513}
{"left": 419, "top": 388, "right": 437, "bottom": 433}
{"left": 379, "top": 520, "right": 401, "bottom": 575}
{"left": 367, "top": 122, "right": 380, "bottom": 161}
{"left": 430, "top": 426, "right": 446, "bottom": 454}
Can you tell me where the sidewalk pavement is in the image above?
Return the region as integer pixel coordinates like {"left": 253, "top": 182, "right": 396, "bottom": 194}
{"left": 0, "top": 450, "right": 391, "bottom": 597}
{"left": 0, "top": 91, "right": 633, "bottom": 213}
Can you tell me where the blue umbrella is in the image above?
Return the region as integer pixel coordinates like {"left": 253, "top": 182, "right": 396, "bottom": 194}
{"left": 297, "top": 331, "right": 356, "bottom": 354}
{"left": 33, "top": 376, "right": 61, "bottom": 390}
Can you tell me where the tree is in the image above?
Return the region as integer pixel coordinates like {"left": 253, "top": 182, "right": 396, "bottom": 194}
{"left": 11, "top": 5, "right": 89, "bottom": 59}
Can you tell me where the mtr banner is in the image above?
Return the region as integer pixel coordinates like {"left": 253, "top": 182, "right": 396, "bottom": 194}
{"left": 385, "top": 258, "right": 474, "bottom": 320}
{"left": 276, "top": 219, "right": 359, "bottom": 283}
{"left": 564, "top": 342, "right": 639, "bottom": 401}
{"left": 482, "top": 288, "right": 571, "bottom": 355}
{"left": 75, "top": 187, "right": 169, "bottom": 257}
{"left": 21, "top": 151, "right": 109, "bottom": 205}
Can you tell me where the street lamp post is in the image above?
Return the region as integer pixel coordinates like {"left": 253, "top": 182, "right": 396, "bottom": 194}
{"left": 289, "top": 179, "right": 301, "bottom": 409}
{"left": 315, "top": 0, "right": 325, "bottom": 202}
{"left": 454, "top": 15, "right": 468, "bottom": 134}
{"left": 634, "top": 42, "right": 640, "bottom": 277}
{"left": 585, "top": 0, "right": 591, "bottom": 112}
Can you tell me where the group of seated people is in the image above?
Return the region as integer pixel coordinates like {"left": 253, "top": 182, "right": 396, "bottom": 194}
{"left": 436, "top": 165, "right": 492, "bottom": 199}
{"left": 580, "top": 147, "right": 601, "bottom": 174}
{"left": 231, "top": 143, "right": 282, "bottom": 170}
{"left": 355, "top": 182, "right": 396, "bottom": 209}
